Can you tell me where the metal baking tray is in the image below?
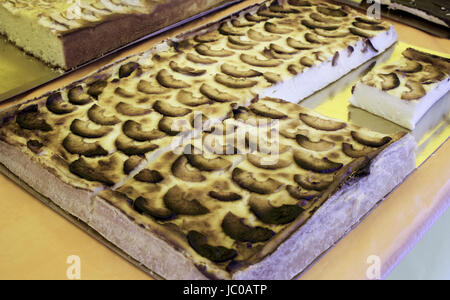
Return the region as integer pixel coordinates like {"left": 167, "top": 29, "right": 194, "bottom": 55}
{"left": 0, "top": 0, "right": 244, "bottom": 103}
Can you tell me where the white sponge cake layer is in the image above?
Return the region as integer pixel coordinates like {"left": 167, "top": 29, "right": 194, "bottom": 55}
{"left": 351, "top": 78, "right": 450, "bottom": 130}
{"left": 0, "top": 5, "right": 66, "bottom": 68}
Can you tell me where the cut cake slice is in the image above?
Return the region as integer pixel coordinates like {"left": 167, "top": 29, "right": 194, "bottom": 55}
{"left": 350, "top": 47, "right": 450, "bottom": 130}
{"left": 0, "top": 0, "right": 228, "bottom": 69}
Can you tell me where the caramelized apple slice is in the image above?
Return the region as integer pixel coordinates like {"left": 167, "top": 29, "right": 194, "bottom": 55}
{"left": 352, "top": 21, "right": 386, "bottom": 31}
{"left": 16, "top": 105, "right": 52, "bottom": 132}
{"left": 294, "top": 174, "right": 333, "bottom": 191}
{"left": 240, "top": 54, "right": 282, "bottom": 67}
{"left": 88, "top": 104, "right": 121, "bottom": 126}
{"left": 169, "top": 61, "right": 206, "bottom": 76}
{"left": 396, "top": 60, "right": 423, "bottom": 73}
{"left": 187, "top": 231, "right": 237, "bottom": 263}
{"left": 249, "top": 103, "right": 287, "bottom": 119}
{"left": 123, "top": 156, "right": 145, "bottom": 175}
{"left": 176, "top": 90, "right": 211, "bottom": 107}
{"left": 118, "top": 62, "right": 140, "bottom": 78}
{"left": 63, "top": 134, "right": 108, "bottom": 157}
{"left": 221, "top": 63, "right": 262, "bottom": 78}
{"left": 349, "top": 27, "right": 375, "bottom": 38}
{"left": 221, "top": 212, "right": 274, "bottom": 243}
{"left": 209, "top": 191, "right": 242, "bottom": 202}
{"left": 249, "top": 197, "right": 303, "bottom": 225}
{"left": 288, "top": 0, "right": 312, "bottom": 6}
{"left": 245, "top": 13, "right": 269, "bottom": 23}
{"left": 68, "top": 86, "right": 93, "bottom": 105}
{"left": 195, "top": 44, "right": 234, "bottom": 57}
{"left": 153, "top": 100, "right": 192, "bottom": 117}
{"left": 200, "top": 84, "right": 239, "bottom": 102}
{"left": 342, "top": 143, "right": 373, "bottom": 158}
{"left": 46, "top": 93, "right": 77, "bottom": 115}
{"left": 247, "top": 29, "right": 280, "bottom": 42}
{"left": 247, "top": 154, "right": 292, "bottom": 170}
{"left": 87, "top": 80, "right": 107, "bottom": 99}
{"left": 300, "top": 113, "right": 346, "bottom": 131}
{"left": 286, "top": 185, "right": 321, "bottom": 200}
{"left": 156, "top": 70, "right": 190, "bottom": 89}
{"left": 215, "top": 74, "right": 258, "bottom": 89}
{"left": 114, "top": 87, "right": 135, "bottom": 98}
{"left": 293, "top": 149, "right": 343, "bottom": 173}
{"left": 69, "top": 158, "right": 115, "bottom": 186}
{"left": 134, "top": 196, "right": 175, "bottom": 221}
{"left": 70, "top": 119, "right": 112, "bottom": 139}
{"left": 171, "top": 156, "right": 206, "bottom": 182}
{"left": 379, "top": 73, "right": 401, "bottom": 91}
{"left": 115, "top": 135, "right": 159, "bottom": 156}
{"left": 123, "top": 120, "right": 166, "bottom": 142}
{"left": 302, "top": 19, "right": 339, "bottom": 31}
{"left": 186, "top": 53, "right": 218, "bottom": 65}
{"left": 401, "top": 80, "right": 426, "bottom": 101}
{"left": 134, "top": 169, "right": 164, "bottom": 184}
{"left": 194, "top": 31, "right": 222, "bottom": 43}
{"left": 137, "top": 80, "right": 169, "bottom": 94}
{"left": 287, "top": 37, "right": 317, "bottom": 50}
{"left": 163, "top": 186, "right": 209, "bottom": 215}
{"left": 351, "top": 131, "right": 392, "bottom": 148}
{"left": 317, "top": 6, "right": 348, "bottom": 17}
{"left": 264, "top": 22, "right": 293, "bottom": 34}
{"left": 185, "top": 145, "right": 232, "bottom": 172}
{"left": 115, "top": 102, "right": 152, "bottom": 117}
{"left": 219, "top": 23, "right": 246, "bottom": 36}
{"left": 296, "top": 134, "right": 335, "bottom": 152}
{"left": 158, "top": 117, "right": 190, "bottom": 136}
{"left": 232, "top": 168, "right": 284, "bottom": 194}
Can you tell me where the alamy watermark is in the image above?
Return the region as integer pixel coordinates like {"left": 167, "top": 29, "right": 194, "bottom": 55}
{"left": 66, "top": 255, "right": 81, "bottom": 280}
{"left": 366, "top": 255, "right": 381, "bottom": 280}
{"left": 366, "top": 0, "right": 382, "bottom": 20}
{"left": 172, "top": 112, "right": 282, "bottom": 166}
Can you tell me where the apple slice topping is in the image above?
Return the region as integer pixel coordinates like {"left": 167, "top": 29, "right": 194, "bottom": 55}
{"left": 249, "top": 197, "right": 304, "bottom": 225}
{"left": 163, "top": 185, "right": 209, "bottom": 215}
{"left": 221, "top": 212, "right": 274, "bottom": 243}
{"left": 187, "top": 231, "right": 237, "bottom": 262}
{"left": 232, "top": 168, "right": 284, "bottom": 195}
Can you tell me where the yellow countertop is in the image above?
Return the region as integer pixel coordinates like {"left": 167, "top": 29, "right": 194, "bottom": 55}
{"left": 0, "top": 0, "right": 449, "bottom": 280}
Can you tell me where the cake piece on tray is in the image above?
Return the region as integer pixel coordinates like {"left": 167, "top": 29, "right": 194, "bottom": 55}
{"left": 350, "top": 47, "right": 450, "bottom": 130}
{"left": 0, "top": 0, "right": 416, "bottom": 279}
{"left": 0, "top": 0, "right": 228, "bottom": 69}
{"left": 0, "top": 94, "right": 417, "bottom": 279}
{"left": 90, "top": 97, "right": 416, "bottom": 280}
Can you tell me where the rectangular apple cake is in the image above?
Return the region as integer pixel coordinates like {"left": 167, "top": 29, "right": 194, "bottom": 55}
{"left": 0, "top": 0, "right": 416, "bottom": 279}
{"left": 0, "top": 0, "right": 232, "bottom": 69}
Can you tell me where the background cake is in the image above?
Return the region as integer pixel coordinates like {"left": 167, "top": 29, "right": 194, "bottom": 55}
{"left": 0, "top": 0, "right": 233, "bottom": 69}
